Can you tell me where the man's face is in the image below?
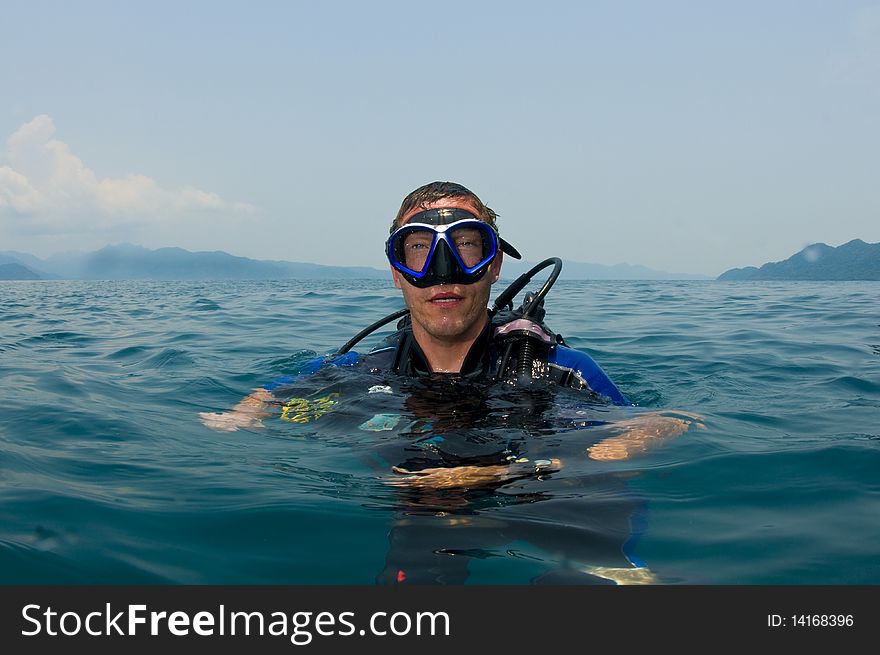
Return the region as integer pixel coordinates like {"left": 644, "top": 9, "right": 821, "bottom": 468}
{"left": 390, "top": 198, "right": 502, "bottom": 345}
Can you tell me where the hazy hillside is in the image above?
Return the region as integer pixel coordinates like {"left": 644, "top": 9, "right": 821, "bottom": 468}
{"left": 0, "top": 262, "right": 41, "bottom": 279}
{"left": 719, "top": 239, "right": 880, "bottom": 281}
{"left": 1, "top": 244, "right": 387, "bottom": 280}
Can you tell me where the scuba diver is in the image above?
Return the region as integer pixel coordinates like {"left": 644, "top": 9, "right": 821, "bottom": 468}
{"left": 199, "top": 181, "right": 702, "bottom": 583}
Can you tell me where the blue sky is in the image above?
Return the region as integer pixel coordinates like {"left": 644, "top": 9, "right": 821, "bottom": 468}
{"left": 1, "top": 0, "right": 878, "bottom": 276}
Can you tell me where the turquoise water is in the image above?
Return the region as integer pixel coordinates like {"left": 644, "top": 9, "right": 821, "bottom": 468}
{"left": 1, "top": 279, "right": 878, "bottom": 584}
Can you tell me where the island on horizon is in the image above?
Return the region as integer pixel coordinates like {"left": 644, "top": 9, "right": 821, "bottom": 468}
{"left": 718, "top": 239, "right": 880, "bottom": 281}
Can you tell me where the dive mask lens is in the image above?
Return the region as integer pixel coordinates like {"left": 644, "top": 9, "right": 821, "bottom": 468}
{"left": 447, "top": 222, "right": 492, "bottom": 269}
{"left": 395, "top": 225, "right": 435, "bottom": 274}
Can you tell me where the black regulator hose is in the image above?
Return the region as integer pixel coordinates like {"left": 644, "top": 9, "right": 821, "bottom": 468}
{"left": 516, "top": 336, "right": 536, "bottom": 383}
{"left": 336, "top": 307, "right": 409, "bottom": 355}
{"left": 491, "top": 257, "right": 562, "bottom": 319}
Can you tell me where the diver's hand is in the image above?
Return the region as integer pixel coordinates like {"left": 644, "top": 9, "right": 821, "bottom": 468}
{"left": 587, "top": 411, "right": 704, "bottom": 462}
{"left": 199, "top": 388, "right": 274, "bottom": 432}
{"left": 388, "top": 458, "right": 561, "bottom": 490}
{"left": 199, "top": 410, "right": 265, "bottom": 432}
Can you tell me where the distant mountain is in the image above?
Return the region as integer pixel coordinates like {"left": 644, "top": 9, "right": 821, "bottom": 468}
{"left": 1, "top": 251, "right": 51, "bottom": 272}
{"left": 0, "top": 262, "right": 42, "bottom": 280}
{"left": 718, "top": 239, "right": 880, "bottom": 281}
{"left": 1, "top": 244, "right": 387, "bottom": 280}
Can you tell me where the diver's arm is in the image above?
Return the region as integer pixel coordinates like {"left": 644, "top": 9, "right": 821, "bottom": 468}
{"left": 198, "top": 352, "right": 359, "bottom": 432}
{"left": 199, "top": 387, "right": 275, "bottom": 432}
{"left": 587, "top": 411, "right": 704, "bottom": 461}
{"left": 550, "top": 346, "right": 704, "bottom": 460}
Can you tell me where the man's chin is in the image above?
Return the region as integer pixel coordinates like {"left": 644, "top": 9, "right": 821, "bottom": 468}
{"left": 420, "top": 321, "right": 469, "bottom": 340}
{"left": 416, "top": 308, "right": 490, "bottom": 341}
{"left": 411, "top": 309, "right": 477, "bottom": 337}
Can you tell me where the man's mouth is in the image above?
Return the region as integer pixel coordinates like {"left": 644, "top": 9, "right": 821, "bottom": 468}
{"left": 429, "top": 292, "right": 463, "bottom": 304}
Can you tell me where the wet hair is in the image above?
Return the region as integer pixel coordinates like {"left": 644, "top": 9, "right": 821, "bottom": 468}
{"left": 391, "top": 181, "right": 499, "bottom": 233}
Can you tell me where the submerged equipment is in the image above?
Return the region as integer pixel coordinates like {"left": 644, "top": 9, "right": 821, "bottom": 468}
{"left": 386, "top": 208, "right": 521, "bottom": 288}
{"left": 336, "top": 256, "right": 564, "bottom": 383}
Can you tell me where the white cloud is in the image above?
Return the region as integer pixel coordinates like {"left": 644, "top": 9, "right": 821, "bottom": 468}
{"left": 0, "top": 115, "right": 255, "bottom": 233}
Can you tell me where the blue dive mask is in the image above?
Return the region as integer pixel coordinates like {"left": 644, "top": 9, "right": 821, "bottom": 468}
{"left": 386, "top": 208, "right": 521, "bottom": 288}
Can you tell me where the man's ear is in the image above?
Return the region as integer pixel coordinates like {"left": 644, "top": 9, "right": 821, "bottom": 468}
{"left": 490, "top": 251, "right": 504, "bottom": 284}
{"left": 390, "top": 266, "right": 403, "bottom": 289}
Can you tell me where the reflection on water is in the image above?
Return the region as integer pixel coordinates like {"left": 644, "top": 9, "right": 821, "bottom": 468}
{"left": 266, "top": 367, "right": 657, "bottom": 584}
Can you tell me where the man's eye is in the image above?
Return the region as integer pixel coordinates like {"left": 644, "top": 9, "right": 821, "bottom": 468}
{"left": 455, "top": 237, "right": 482, "bottom": 250}
{"left": 452, "top": 229, "right": 483, "bottom": 249}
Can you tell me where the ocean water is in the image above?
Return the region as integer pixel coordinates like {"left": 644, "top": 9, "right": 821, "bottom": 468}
{"left": 0, "top": 278, "right": 878, "bottom": 584}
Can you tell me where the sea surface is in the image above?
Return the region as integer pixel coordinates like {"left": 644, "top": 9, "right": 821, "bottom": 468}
{"left": 1, "top": 279, "right": 878, "bottom": 584}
